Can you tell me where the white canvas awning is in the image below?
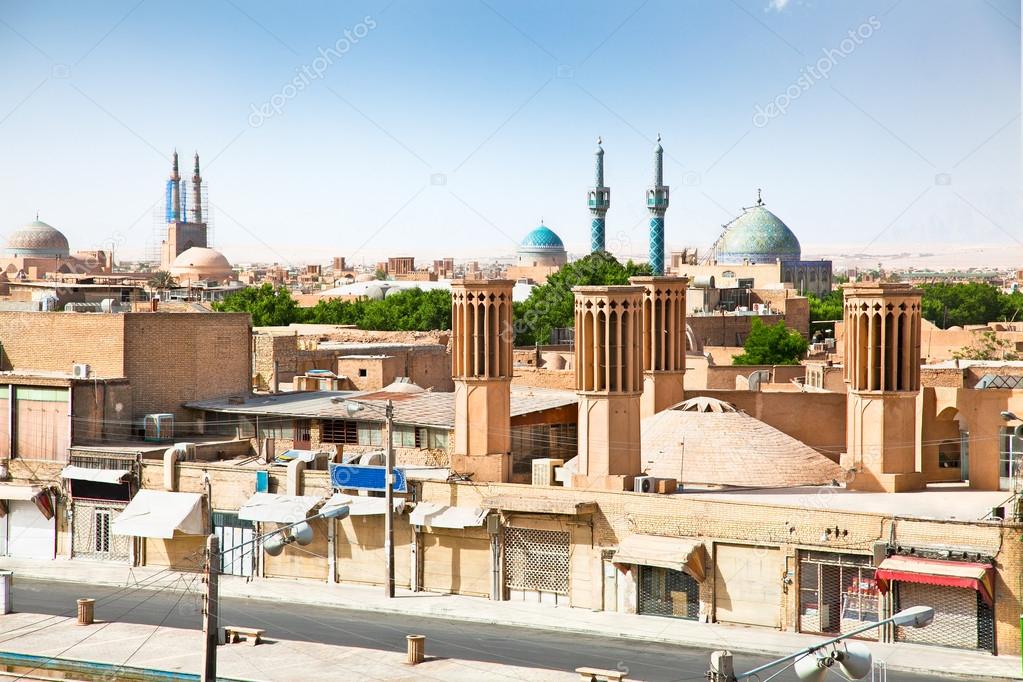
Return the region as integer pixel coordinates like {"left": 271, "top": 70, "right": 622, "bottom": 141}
{"left": 111, "top": 490, "right": 204, "bottom": 539}
{"left": 613, "top": 534, "right": 706, "bottom": 582}
{"left": 60, "top": 466, "right": 130, "bottom": 484}
{"left": 0, "top": 484, "right": 43, "bottom": 501}
{"left": 408, "top": 502, "right": 487, "bottom": 529}
{"left": 322, "top": 492, "right": 405, "bottom": 517}
{"left": 237, "top": 493, "right": 321, "bottom": 524}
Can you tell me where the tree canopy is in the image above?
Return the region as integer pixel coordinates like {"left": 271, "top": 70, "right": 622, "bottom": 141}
{"left": 807, "top": 289, "right": 843, "bottom": 322}
{"left": 920, "top": 282, "right": 1023, "bottom": 329}
{"left": 732, "top": 318, "right": 808, "bottom": 366}
{"left": 213, "top": 284, "right": 451, "bottom": 331}
{"left": 513, "top": 251, "right": 651, "bottom": 346}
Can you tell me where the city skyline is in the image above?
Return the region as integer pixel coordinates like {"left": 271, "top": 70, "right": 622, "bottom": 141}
{"left": 0, "top": 0, "right": 1019, "bottom": 267}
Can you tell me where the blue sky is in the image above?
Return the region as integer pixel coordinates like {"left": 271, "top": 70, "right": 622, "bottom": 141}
{"left": 0, "top": 0, "right": 1019, "bottom": 266}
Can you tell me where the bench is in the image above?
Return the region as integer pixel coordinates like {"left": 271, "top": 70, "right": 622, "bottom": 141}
{"left": 223, "top": 625, "right": 265, "bottom": 646}
{"left": 576, "top": 667, "right": 627, "bottom": 681}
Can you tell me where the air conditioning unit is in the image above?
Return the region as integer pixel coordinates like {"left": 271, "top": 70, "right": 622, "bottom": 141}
{"left": 144, "top": 413, "right": 175, "bottom": 442}
{"left": 174, "top": 442, "right": 196, "bottom": 461}
{"left": 72, "top": 363, "right": 90, "bottom": 379}
{"left": 532, "top": 458, "right": 564, "bottom": 486}
{"left": 634, "top": 475, "right": 657, "bottom": 493}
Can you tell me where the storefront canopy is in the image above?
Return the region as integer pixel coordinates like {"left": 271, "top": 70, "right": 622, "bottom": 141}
{"left": 0, "top": 484, "right": 43, "bottom": 501}
{"left": 613, "top": 534, "right": 707, "bottom": 582}
{"left": 238, "top": 493, "right": 321, "bottom": 524}
{"left": 408, "top": 502, "right": 487, "bottom": 529}
{"left": 111, "top": 490, "right": 204, "bottom": 539}
{"left": 875, "top": 555, "right": 994, "bottom": 606}
{"left": 60, "top": 466, "right": 130, "bottom": 485}
{"left": 322, "top": 492, "right": 404, "bottom": 517}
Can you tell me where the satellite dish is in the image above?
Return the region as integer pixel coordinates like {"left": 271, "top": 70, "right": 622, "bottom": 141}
{"left": 794, "top": 642, "right": 872, "bottom": 681}
{"left": 291, "top": 521, "right": 314, "bottom": 546}
{"left": 263, "top": 534, "right": 286, "bottom": 557}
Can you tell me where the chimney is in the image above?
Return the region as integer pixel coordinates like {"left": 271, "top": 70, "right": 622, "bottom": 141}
{"left": 450, "top": 279, "right": 514, "bottom": 482}
{"left": 631, "top": 276, "right": 688, "bottom": 418}
{"left": 572, "top": 285, "right": 643, "bottom": 490}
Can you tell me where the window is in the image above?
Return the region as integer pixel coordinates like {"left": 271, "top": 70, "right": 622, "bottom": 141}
{"left": 358, "top": 368, "right": 368, "bottom": 377}
{"left": 357, "top": 422, "right": 382, "bottom": 446}
{"left": 94, "top": 509, "right": 111, "bottom": 554}
{"left": 295, "top": 419, "right": 311, "bottom": 443}
{"left": 258, "top": 419, "right": 293, "bottom": 441}
{"left": 798, "top": 552, "right": 877, "bottom": 637}
{"left": 391, "top": 425, "right": 416, "bottom": 448}
{"left": 998, "top": 427, "right": 1022, "bottom": 490}
{"left": 321, "top": 419, "right": 357, "bottom": 444}
{"left": 937, "top": 439, "right": 961, "bottom": 469}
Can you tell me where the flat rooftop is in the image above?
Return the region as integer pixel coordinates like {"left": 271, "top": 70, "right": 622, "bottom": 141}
{"left": 678, "top": 483, "right": 1009, "bottom": 522}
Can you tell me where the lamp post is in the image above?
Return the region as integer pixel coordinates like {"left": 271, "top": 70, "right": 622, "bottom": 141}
{"left": 201, "top": 501, "right": 350, "bottom": 682}
{"left": 707, "top": 605, "right": 935, "bottom": 682}
{"left": 332, "top": 397, "right": 396, "bottom": 598}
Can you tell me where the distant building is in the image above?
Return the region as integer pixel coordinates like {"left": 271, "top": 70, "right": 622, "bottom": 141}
{"left": 505, "top": 224, "right": 568, "bottom": 284}
{"left": 0, "top": 218, "right": 112, "bottom": 280}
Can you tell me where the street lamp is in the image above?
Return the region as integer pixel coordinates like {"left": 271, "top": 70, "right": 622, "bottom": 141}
{"left": 331, "top": 396, "right": 396, "bottom": 599}
{"left": 708, "top": 605, "right": 934, "bottom": 681}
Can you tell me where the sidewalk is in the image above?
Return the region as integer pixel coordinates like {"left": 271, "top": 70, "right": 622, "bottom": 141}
{"left": 0, "top": 611, "right": 574, "bottom": 681}
{"left": 3, "top": 557, "right": 1020, "bottom": 681}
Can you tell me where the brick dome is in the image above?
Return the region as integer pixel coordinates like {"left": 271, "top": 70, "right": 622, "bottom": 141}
{"left": 5, "top": 219, "right": 70, "bottom": 257}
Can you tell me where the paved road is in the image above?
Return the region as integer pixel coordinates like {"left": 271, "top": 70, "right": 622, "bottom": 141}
{"left": 11, "top": 579, "right": 945, "bottom": 682}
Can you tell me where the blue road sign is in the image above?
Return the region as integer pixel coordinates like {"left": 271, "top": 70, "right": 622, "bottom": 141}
{"left": 330, "top": 463, "right": 407, "bottom": 493}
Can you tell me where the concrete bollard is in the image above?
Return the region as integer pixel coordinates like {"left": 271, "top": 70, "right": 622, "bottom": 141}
{"left": 406, "top": 634, "right": 425, "bottom": 665}
{"left": 76, "top": 598, "right": 95, "bottom": 625}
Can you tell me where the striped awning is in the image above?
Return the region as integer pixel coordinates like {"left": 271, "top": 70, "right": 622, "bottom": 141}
{"left": 875, "top": 556, "right": 994, "bottom": 606}
{"left": 613, "top": 534, "right": 707, "bottom": 582}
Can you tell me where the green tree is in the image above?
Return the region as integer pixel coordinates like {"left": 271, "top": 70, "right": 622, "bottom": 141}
{"left": 303, "top": 288, "right": 451, "bottom": 331}
{"left": 920, "top": 282, "right": 1005, "bottom": 329}
{"left": 374, "top": 269, "right": 389, "bottom": 280}
{"left": 513, "top": 252, "right": 652, "bottom": 346}
{"left": 213, "top": 283, "right": 300, "bottom": 327}
{"left": 953, "top": 331, "right": 1019, "bottom": 361}
{"left": 807, "top": 289, "right": 843, "bottom": 322}
{"left": 147, "top": 270, "right": 178, "bottom": 290}
{"left": 732, "top": 318, "right": 808, "bottom": 365}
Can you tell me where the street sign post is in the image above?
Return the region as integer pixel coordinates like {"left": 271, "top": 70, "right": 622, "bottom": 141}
{"left": 330, "top": 463, "right": 407, "bottom": 493}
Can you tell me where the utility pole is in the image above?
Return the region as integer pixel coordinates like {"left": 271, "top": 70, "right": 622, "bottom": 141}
{"left": 384, "top": 399, "right": 395, "bottom": 598}
{"left": 202, "top": 533, "right": 219, "bottom": 682}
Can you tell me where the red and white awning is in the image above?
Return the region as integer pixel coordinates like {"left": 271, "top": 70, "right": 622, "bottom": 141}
{"left": 875, "top": 555, "right": 994, "bottom": 606}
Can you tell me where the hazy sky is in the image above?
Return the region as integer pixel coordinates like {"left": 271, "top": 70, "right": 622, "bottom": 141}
{"left": 0, "top": 0, "right": 1019, "bottom": 267}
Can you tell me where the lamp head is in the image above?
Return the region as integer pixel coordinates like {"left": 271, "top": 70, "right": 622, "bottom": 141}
{"left": 263, "top": 533, "right": 287, "bottom": 557}
{"left": 891, "top": 605, "right": 934, "bottom": 628}
{"left": 291, "top": 521, "right": 314, "bottom": 546}
{"left": 345, "top": 401, "right": 364, "bottom": 417}
{"left": 794, "top": 642, "right": 872, "bottom": 681}
{"left": 321, "top": 504, "right": 350, "bottom": 521}
{"left": 1001, "top": 411, "right": 1018, "bottom": 422}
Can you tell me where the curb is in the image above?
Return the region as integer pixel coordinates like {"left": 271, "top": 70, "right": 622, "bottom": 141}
{"left": 15, "top": 570, "right": 1022, "bottom": 682}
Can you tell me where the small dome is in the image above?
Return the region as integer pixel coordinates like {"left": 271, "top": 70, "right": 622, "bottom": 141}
{"left": 169, "top": 246, "right": 233, "bottom": 283}
{"left": 676, "top": 396, "right": 737, "bottom": 413}
{"left": 520, "top": 224, "right": 565, "bottom": 250}
{"left": 715, "top": 204, "right": 801, "bottom": 264}
{"left": 6, "top": 219, "right": 70, "bottom": 257}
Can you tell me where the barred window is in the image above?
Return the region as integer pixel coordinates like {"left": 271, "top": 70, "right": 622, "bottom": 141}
{"left": 357, "top": 423, "right": 382, "bottom": 446}
{"left": 504, "top": 527, "right": 570, "bottom": 595}
{"left": 94, "top": 509, "right": 111, "bottom": 553}
{"left": 322, "top": 419, "right": 357, "bottom": 444}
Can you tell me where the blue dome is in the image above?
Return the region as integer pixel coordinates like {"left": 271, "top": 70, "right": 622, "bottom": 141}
{"left": 715, "top": 205, "right": 801, "bottom": 264}
{"left": 520, "top": 224, "right": 564, "bottom": 250}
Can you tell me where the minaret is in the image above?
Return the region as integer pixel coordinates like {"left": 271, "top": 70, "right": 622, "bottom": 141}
{"left": 842, "top": 283, "right": 926, "bottom": 492}
{"left": 588, "top": 137, "right": 610, "bottom": 253}
{"left": 646, "top": 135, "right": 669, "bottom": 276}
{"left": 191, "top": 152, "right": 203, "bottom": 224}
{"left": 170, "top": 150, "right": 181, "bottom": 223}
{"left": 450, "top": 279, "right": 514, "bottom": 482}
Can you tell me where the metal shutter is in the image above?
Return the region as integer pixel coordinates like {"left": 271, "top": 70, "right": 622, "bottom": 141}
{"left": 714, "top": 543, "right": 781, "bottom": 627}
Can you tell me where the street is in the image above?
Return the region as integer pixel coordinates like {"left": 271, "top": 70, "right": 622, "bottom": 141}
{"left": 2, "top": 579, "right": 961, "bottom": 682}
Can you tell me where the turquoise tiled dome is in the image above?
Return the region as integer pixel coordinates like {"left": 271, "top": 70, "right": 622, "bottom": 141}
{"left": 521, "top": 224, "right": 564, "bottom": 250}
{"left": 716, "top": 205, "right": 801, "bottom": 264}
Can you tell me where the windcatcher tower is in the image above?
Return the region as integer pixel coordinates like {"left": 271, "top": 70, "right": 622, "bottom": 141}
{"left": 451, "top": 279, "right": 514, "bottom": 482}
{"left": 588, "top": 137, "right": 610, "bottom": 253}
{"left": 646, "top": 135, "right": 669, "bottom": 276}
{"left": 631, "top": 276, "right": 687, "bottom": 418}
{"left": 572, "top": 285, "right": 643, "bottom": 490}
{"left": 842, "top": 283, "right": 926, "bottom": 492}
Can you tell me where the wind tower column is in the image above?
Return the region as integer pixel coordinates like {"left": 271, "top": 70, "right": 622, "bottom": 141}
{"left": 451, "top": 279, "right": 514, "bottom": 482}
{"left": 842, "top": 283, "right": 925, "bottom": 492}
{"left": 589, "top": 137, "right": 610, "bottom": 253}
{"left": 646, "top": 135, "right": 669, "bottom": 276}
{"left": 572, "top": 285, "right": 643, "bottom": 491}
{"left": 632, "top": 276, "right": 688, "bottom": 418}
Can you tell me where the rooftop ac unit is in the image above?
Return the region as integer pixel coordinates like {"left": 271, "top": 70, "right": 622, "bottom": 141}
{"left": 72, "top": 363, "right": 90, "bottom": 380}
{"left": 174, "top": 442, "right": 196, "bottom": 461}
{"left": 144, "top": 413, "right": 175, "bottom": 442}
{"left": 634, "top": 475, "right": 657, "bottom": 494}
{"left": 531, "top": 458, "right": 564, "bottom": 486}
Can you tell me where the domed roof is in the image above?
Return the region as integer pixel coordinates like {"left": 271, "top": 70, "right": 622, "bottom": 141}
{"left": 520, "top": 224, "right": 565, "bottom": 251}
{"left": 642, "top": 407, "right": 843, "bottom": 488}
{"left": 6, "top": 219, "right": 70, "bottom": 257}
{"left": 169, "top": 246, "right": 234, "bottom": 282}
{"left": 715, "top": 201, "right": 801, "bottom": 264}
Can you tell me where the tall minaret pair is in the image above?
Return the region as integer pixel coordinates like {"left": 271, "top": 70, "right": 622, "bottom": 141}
{"left": 166, "top": 150, "right": 204, "bottom": 225}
